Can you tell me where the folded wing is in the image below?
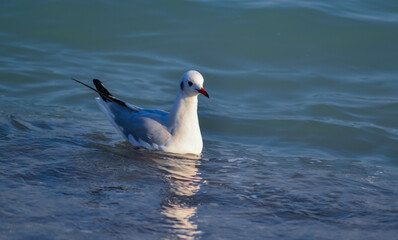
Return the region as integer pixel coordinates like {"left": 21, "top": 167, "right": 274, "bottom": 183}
{"left": 96, "top": 98, "right": 171, "bottom": 148}
{"left": 74, "top": 78, "right": 172, "bottom": 149}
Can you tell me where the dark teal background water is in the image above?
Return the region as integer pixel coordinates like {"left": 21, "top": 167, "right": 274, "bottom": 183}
{"left": 1, "top": 1, "right": 398, "bottom": 239}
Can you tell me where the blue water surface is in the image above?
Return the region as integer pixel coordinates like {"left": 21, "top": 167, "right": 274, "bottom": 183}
{"left": 1, "top": 1, "right": 398, "bottom": 239}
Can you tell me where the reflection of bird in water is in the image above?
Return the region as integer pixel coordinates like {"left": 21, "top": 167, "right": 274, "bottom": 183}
{"left": 162, "top": 202, "right": 200, "bottom": 239}
{"left": 152, "top": 155, "right": 202, "bottom": 239}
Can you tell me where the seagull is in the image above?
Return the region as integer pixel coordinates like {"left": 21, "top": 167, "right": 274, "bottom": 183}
{"left": 73, "top": 70, "right": 209, "bottom": 155}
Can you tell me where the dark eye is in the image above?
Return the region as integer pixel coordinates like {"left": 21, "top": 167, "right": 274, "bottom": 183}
{"left": 188, "top": 81, "right": 193, "bottom": 87}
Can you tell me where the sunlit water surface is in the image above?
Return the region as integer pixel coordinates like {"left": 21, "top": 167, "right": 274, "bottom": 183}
{"left": 1, "top": 1, "right": 398, "bottom": 239}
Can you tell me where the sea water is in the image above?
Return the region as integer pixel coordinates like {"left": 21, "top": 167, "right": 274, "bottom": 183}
{"left": 1, "top": 1, "right": 398, "bottom": 239}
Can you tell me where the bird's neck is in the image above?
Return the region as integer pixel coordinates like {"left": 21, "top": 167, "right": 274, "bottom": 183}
{"left": 167, "top": 91, "right": 199, "bottom": 135}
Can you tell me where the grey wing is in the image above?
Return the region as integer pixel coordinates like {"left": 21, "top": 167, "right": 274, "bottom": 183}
{"left": 96, "top": 98, "right": 171, "bottom": 146}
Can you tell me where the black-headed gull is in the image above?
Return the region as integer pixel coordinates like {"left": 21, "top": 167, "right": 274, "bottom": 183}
{"left": 74, "top": 70, "right": 209, "bottom": 155}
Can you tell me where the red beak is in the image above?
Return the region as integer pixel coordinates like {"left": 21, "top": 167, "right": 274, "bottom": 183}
{"left": 197, "top": 88, "right": 209, "bottom": 98}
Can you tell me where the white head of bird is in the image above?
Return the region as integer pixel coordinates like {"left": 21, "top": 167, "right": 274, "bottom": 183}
{"left": 179, "top": 70, "right": 209, "bottom": 98}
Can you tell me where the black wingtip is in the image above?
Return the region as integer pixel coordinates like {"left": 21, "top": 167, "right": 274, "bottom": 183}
{"left": 93, "top": 79, "right": 112, "bottom": 101}
{"left": 73, "top": 78, "right": 129, "bottom": 108}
